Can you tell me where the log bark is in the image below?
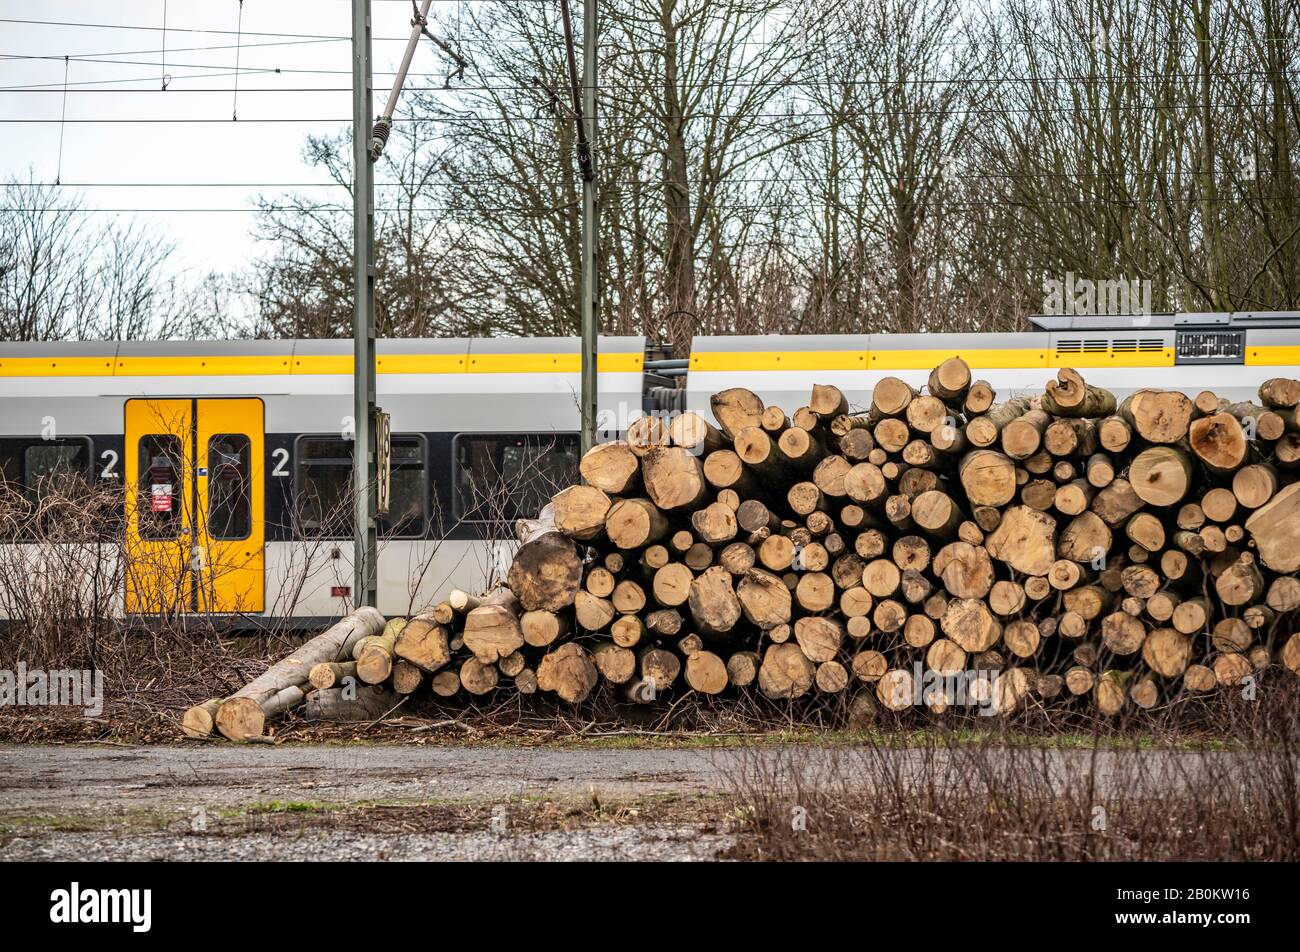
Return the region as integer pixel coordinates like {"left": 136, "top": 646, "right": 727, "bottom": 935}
{"left": 1041, "top": 368, "right": 1116, "bottom": 417}
{"left": 303, "top": 684, "right": 397, "bottom": 722}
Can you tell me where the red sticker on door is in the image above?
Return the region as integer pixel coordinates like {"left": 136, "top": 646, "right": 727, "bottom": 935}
{"left": 151, "top": 483, "right": 173, "bottom": 512}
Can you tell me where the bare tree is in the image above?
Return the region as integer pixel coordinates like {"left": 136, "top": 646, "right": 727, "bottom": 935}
{"left": 243, "top": 0, "right": 1297, "bottom": 342}
{"left": 249, "top": 124, "right": 472, "bottom": 339}
{"left": 0, "top": 175, "right": 185, "bottom": 341}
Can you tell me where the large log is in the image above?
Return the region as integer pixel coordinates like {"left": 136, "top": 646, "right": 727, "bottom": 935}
{"left": 1259, "top": 377, "right": 1300, "bottom": 408}
{"left": 211, "top": 608, "right": 385, "bottom": 741}
{"left": 1128, "top": 446, "right": 1194, "bottom": 507}
{"left": 355, "top": 617, "right": 405, "bottom": 684}
{"left": 757, "top": 642, "right": 816, "bottom": 699}
{"left": 1188, "top": 412, "right": 1248, "bottom": 473}
{"left": 605, "top": 498, "right": 670, "bottom": 549}
{"left": 642, "top": 447, "right": 709, "bottom": 510}
{"left": 871, "top": 377, "right": 918, "bottom": 417}
{"left": 669, "top": 411, "right": 725, "bottom": 455}
{"left": 1244, "top": 480, "right": 1300, "bottom": 571}
{"left": 710, "top": 388, "right": 765, "bottom": 441}
{"left": 958, "top": 450, "right": 1017, "bottom": 507}
{"left": 579, "top": 441, "right": 640, "bottom": 494}
{"left": 1119, "top": 389, "right": 1193, "bottom": 443}
{"left": 688, "top": 565, "right": 743, "bottom": 635}
{"left": 463, "top": 588, "right": 525, "bottom": 663}
{"left": 928, "top": 357, "right": 971, "bottom": 404}
{"left": 966, "top": 398, "right": 1031, "bottom": 447}
{"left": 984, "top": 505, "right": 1057, "bottom": 576}
{"left": 536, "top": 643, "right": 599, "bottom": 704}
{"left": 1041, "top": 368, "right": 1116, "bottom": 417}
{"left": 303, "top": 684, "right": 398, "bottom": 722}
{"left": 393, "top": 613, "right": 452, "bottom": 673}
{"left": 684, "top": 650, "right": 729, "bottom": 694}
{"left": 550, "top": 485, "right": 612, "bottom": 541}
{"left": 509, "top": 504, "right": 583, "bottom": 611}
{"left": 736, "top": 568, "right": 793, "bottom": 629}
{"left": 1001, "top": 409, "right": 1051, "bottom": 459}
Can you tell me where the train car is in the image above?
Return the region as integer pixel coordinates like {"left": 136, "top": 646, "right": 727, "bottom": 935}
{"left": 0, "top": 336, "right": 644, "bottom": 626}
{"left": 684, "top": 311, "right": 1300, "bottom": 417}
{"left": 2, "top": 310, "right": 1298, "bottom": 626}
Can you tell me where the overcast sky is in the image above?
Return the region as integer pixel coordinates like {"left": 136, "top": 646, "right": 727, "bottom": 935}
{"left": 2, "top": 0, "right": 458, "bottom": 276}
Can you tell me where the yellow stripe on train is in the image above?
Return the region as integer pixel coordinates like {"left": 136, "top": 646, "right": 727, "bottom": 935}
{"left": 689, "top": 348, "right": 1175, "bottom": 372}
{"left": 0, "top": 353, "right": 644, "bottom": 377}
{"left": 1245, "top": 346, "right": 1300, "bottom": 366}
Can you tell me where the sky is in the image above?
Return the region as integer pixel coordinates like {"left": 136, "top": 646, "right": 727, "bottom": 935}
{"left": 1, "top": 0, "right": 469, "bottom": 276}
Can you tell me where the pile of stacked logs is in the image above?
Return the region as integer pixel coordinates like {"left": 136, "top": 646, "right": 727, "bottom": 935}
{"left": 186, "top": 361, "right": 1300, "bottom": 740}
{"left": 495, "top": 365, "right": 1300, "bottom": 715}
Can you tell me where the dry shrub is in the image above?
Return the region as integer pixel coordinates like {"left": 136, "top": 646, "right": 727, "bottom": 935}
{"left": 0, "top": 478, "right": 289, "bottom": 739}
{"left": 723, "top": 678, "right": 1300, "bottom": 860}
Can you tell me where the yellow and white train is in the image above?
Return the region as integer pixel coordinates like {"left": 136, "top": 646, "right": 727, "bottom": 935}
{"left": 0, "top": 310, "right": 1295, "bottom": 625}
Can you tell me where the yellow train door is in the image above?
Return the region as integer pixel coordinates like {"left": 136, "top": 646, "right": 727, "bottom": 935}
{"left": 124, "top": 399, "right": 193, "bottom": 616}
{"left": 124, "top": 398, "right": 265, "bottom": 615}
{"left": 195, "top": 399, "right": 265, "bottom": 614}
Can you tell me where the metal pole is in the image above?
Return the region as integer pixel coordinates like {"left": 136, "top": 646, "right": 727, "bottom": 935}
{"left": 352, "top": 0, "right": 378, "bottom": 608}
{"left": 579, "top": 0, "right": 598, "bottom": 454}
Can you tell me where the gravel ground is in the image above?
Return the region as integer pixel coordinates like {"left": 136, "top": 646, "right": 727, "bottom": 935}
{"left": 3, "top": 826, "right": 734, "bottom": 862}
{"left": 0, "top": 743, "right": 746, "bottom": 812}
{"left": 0, "top": 742, "right": 1267, "bottom": 860}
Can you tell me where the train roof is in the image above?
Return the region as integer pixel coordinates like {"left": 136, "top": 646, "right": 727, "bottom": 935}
{"left": 1029, "top": 311, "right": 1300, "bottom": 331}
{"left": 0, "top": 336, "right": 648, "bottom": 434}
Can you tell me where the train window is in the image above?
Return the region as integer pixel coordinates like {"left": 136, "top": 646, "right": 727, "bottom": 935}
{"left": 25, "top": 442, "right": 89, "bottom": 490}
{"left": 453, "top": 433, "right": 580, "bottom": 523}
{"left": 295, "top": 434, "right": 427, "bottom": 538}
{"left": 138, "top": 435, "right": 184, "bottom": 541}
{"left": 384, "top": 436, "right": 427, "bottom": 538}
{"left": 207, "top": 435, "right": 251, "bottom": 541}
{"left": 0, "top": 438, "right": 92, "bottom": 538}
{"left": 295, "top": 437, "right": 352, "bottom": 537}
{"left": 0, "top": 437, "right": 90, "bottom": 498}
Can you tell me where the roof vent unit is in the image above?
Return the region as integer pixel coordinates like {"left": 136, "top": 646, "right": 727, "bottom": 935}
{"left": 1175, "top": 330, "right": 1245, "bottom": 364}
